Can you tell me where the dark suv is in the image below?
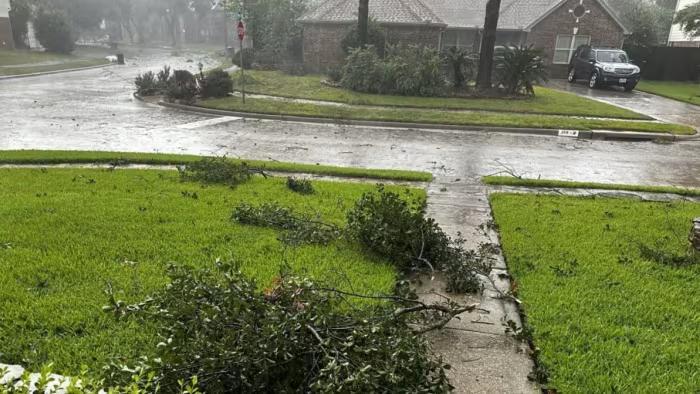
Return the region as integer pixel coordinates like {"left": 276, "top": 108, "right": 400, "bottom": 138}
{"left": 568, "top": 46, "right": 641, "bottom": 91}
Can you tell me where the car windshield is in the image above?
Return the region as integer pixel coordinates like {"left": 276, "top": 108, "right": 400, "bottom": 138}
{"left": 596, "top": 51, "right": 628, "bottom": 63}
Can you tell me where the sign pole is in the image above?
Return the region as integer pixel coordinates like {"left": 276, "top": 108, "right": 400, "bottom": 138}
{"left": 238, "top": 20, "right": 246, "bottom": 104}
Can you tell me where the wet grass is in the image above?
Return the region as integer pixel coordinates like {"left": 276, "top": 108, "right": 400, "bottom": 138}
{"left": 231, "top": 70, "right": 649, "bottom": 120}
{"left": 0, "top": 168, "right": 422, "bottom": 374}
{"left": 0, "top": 49, "right": 108, "bottom": 76}
{"left": 0, "top": 150, "right": 432, "bottom": 182}
{"left": 199, "top": 96, "right": 696, "bottom": 135}
{"left": 482, "top": 176, "right": 700, "bottom": 197}
{"left": 637, "top": 80, "right": 700, "bottom": 106}
{"left": 491, "top": 194, "right": 700, "bottom": 392}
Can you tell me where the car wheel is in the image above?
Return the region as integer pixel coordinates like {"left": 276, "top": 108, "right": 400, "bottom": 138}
{"left": 589, "top": 72, "right": 599, "bottom": 89}
{"left": 568, "top": 68, "right": 576, "bottom": 83}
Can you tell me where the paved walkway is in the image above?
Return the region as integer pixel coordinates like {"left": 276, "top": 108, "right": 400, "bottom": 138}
{"left": 547, "top": 79, "right": 700, "bottom": 130}
{"left": 1, "top": 51, "right": 700, "bottom": 393}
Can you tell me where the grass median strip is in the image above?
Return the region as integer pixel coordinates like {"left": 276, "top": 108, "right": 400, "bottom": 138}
{"left": 0, "top": 168, "right": 419, "bottom": 374}
{"left": 491, "top": 194, "right": 700, "bottom": 392}
{"left": 0, "top": 49, "right": 109, "bottom": 76}
{"left": 637, "top": 80, "right": 700, "bottom": 106}
{"left": 232, "top": 70, "right": 649, "bottom": 120}
{"left": 482, "top": 176, "right": 700, "bottom": 197}
{"left": 199, "top": 96, "right": 695, "bottom": 135}
{"left": 0, "top": 150, "right": 432, "bottom": 182}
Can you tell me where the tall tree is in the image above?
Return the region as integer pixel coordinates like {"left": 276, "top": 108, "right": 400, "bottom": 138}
{"left": 608, "top": 0, "right": 675, "bottom": 46}
{"left": 358, "top": 0, "right": 369, "bottom": 47}
{"left": 674, "top": 1, "right": 700, "bottom": 37}
{"left": 476, "top": 0, "right": 501, "bottom": 90}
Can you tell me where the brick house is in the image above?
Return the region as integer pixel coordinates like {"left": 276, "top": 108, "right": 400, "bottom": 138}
{"left": 0, "top": 0, "right": 14, "bottom": 49}
{"left": 300, "top": 0, "right": 629, "bottom": 76}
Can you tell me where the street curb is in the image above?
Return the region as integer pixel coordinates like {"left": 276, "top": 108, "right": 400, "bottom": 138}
{"left": 0, "top": 63, "right": 116, "bottom": 81}
{"left": 156, "top": 100, "right": 696, "bottom": 142}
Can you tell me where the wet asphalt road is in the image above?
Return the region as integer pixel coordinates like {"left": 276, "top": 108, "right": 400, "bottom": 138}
{"left": 0, "top": 48, "right": 698, "bottom": 187}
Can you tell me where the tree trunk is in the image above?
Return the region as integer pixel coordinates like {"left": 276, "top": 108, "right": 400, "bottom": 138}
{"left": 358, "top": 0, "right": 369, "bottom": 47}
{"left": 476, "top": 0, "right": 501, "bottom": 90}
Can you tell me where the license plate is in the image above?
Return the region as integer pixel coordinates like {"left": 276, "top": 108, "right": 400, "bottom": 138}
{"left": 619, "top": 78, "right": 627, "bottom": 84}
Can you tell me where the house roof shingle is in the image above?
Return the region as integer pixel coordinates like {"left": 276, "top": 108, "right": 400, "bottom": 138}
{"left": 299, "top": 0, "right": 445, "bottom": 26}
{"left": 300, "top": 0, "right": 627, "bottom": 33}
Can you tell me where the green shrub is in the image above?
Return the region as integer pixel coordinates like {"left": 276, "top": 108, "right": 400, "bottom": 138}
{"left": 384, "top": 45, "right": 445, "bottom": 96}
{"left": 286, "top": 177, "right": 314, "bottom": 194}
{"left": 199, "top": 69, "right": 233, "bottom": 98}
{"left": 346, "top": 186, "right": 486, "bottom": 293}
{"left": 341, "top": 46, "right": 446, "bottom": 96}
{"left": 340, "top": 47, "right": 386, "bottom": 94}
{"left": 134, "top": 71, "right": 159, "bottom": 96}
{"left": 326, "top": 65, "right": 343, "bottom": 83}
{"left": 34, "top": 9, "right": 74, "bottom": 54}
{"left": 494, "top": 45, "right": 548, "bottom": 96}
{"left": 103, "top": 263, "right": 453, "bottom": 393}
{"left": 233, "top": 47, "right": 255, "bottom": 70}
{"left": 178, "top": 157, "right": 253, "bottom": 187}
{"left": 165, "top": 69, "right": 198, "bottom": 103}
{"left": 341, "top": 19, "right": 387, "bottom": 57}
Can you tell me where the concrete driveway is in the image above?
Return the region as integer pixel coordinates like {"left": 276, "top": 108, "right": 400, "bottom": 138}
{"left": 547, "top": 79, "right": 700, "bottom": 130}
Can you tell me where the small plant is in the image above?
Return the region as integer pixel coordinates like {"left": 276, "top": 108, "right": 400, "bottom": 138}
{"left": 198, "top": 68, "right": 233, "bottom": 99}
{"left": 494, "top": 45, "right": 548, "bottom": 96}
{"left": 135, "top": 71, "right": 159, "bottom": 96}
{"left": 165, "top": 70, "right": 198, "bottom": 103}
{"left": 233, "top": 47, "right": 256, "bottom": 70}
{"left": 178, "top": 157, "right": 256, "bottom": 187}
{"left": 233, "top": 202, "right": 340, "bottom": 245}
{"left": 286, "top": 177, "right": 314, "bottom": 194}
{"left": 157, "top": 65, "right": 171, "bottom": 90}
{"left": 442, "top": 47, "right": 477, "bottom": 88}
{"left": 639, "top": 242, "right": 699, "bottom": 267}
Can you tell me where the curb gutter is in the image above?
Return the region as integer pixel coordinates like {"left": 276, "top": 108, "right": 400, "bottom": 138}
{"left": 157, "top": 101, "right": 698, "bottom": 142}
{"left": 0, "top": 63, "right": 115, "bottom": 81}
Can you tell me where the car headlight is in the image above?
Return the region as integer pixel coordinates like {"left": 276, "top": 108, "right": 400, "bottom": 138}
{"left": 632, "top": 66, "right": 640, "bottom": 74}
{"left": 602, "top": 65, "right": 614, "bottom": 72}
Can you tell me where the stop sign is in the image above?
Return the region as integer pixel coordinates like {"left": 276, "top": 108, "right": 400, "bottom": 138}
{"left": 237, "top": 21, "right": 246, "bottom": 41}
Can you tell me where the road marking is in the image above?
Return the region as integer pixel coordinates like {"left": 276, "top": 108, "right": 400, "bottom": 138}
{"left": 176, "top": 116, "right": 242, "bottom": 130}
{"left": 558, "top": 129, "right": 580, "bottom": 138}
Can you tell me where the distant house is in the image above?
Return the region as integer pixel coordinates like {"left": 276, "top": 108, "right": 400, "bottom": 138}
{"left": 668, "top": 0, "right": 700, "bottom": 48}
{"left": 0, "top": 0, "right": 14, "bottom": 49}
{"left": 300, "top": 0, "right": 629, "bottom": 76}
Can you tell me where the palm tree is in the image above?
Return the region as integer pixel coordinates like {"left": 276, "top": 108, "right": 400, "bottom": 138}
{"left": 358, "top": 0, "right": 369, "bottom": 47}
{"left": 476, "top": 0, "right": 501, "bottom": 90}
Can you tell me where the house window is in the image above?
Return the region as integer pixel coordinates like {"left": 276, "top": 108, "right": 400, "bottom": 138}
{"left": 442, "top": 30, "right": 474, "bottom": 51}
{"left": 553, "top": 34, "right": 590, "bottom": 64}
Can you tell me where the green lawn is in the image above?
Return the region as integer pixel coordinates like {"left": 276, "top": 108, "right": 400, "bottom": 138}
{"left": 0, "top": 168, "right": 420, "bottom": 374}
{"left": 232, "top": 70, "right": 649, "bottom": 120}
{"left": 199, "top": 96, "right": 695, "bottom": 135}
{"left": 637, "top": 80, "right": 700, "bottom": 106}
{"left": 0, "top": 49, "right": 108, "bottom": 76}
{"left": 482, "top": 176, "right": 700, "bottom": 197}
{"left": 491, "top": 194, "right": 700, "bottom": 392}
{"left": 0, "top": 150, "right": 432, "bottom": 182}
